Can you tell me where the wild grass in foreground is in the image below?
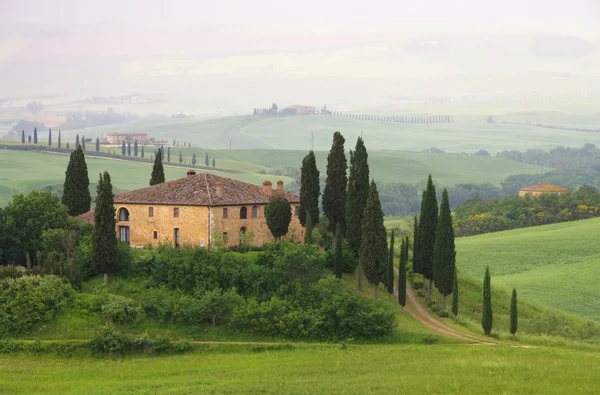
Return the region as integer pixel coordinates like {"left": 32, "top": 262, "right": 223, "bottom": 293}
{"left": 1, "top": 345, "right": 599, "bottom": 394}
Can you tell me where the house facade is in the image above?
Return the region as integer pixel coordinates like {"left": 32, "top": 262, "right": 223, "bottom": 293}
{"left": 518, "top": 183, "right": 570, "bottom": 197}
{"left": 80, "top": 171, "right": 303, "bottom": 248}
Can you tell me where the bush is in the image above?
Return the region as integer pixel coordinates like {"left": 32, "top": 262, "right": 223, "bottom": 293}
{"left": 90, "top": 326, "right": 194, "bottom": 356}
{"left": 101, "top": 294, "right": 144, "bottom": 325}
{"left": 89, "top": 324, "right": 132, "bottom": 356}
{"left": 325, "top": 245, "right": 358, "bottom": 273}
{"left": 0, "top": 275, "right": 73, "bottom": 336}
{"left": 0, "top": 265, "right": 25, "bottom": 279}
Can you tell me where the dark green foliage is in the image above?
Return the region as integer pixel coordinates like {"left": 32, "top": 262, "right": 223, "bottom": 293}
{"left": 398, "top": 237, "right": 407, "bottom": 306}
{"left": 360, "top": 181, "right": 387, "bottom": 294}
{"left": 303, "top": 213, "right": 313, "bottom": 244}
{"left": 299, "top": 150, "right": 320, "bottom": 227}
{"left": 167, "top": 146, "right": 171, "bottom": 163}
{"left": 345, "top": 137, "right": 370, "bottom": 252}
{"left": 212, "top": 158, "right": 216, "bottom": 168}
{"left": 150, "top": 149, "right": 165, "bottom": 185}
{"left": 66, "top": 141, "right": 69, "bottom": 150}
{"left": 179, "top": 150, "right": 183, "bottom": 164}
{"left": 205, "top": 153, "right": 209, "bottom": 166}
{"left": 452, "top": 269, "right": 459, "bottom": 316}
{"left": 81, "top": 135, "right": 86, "bottom": 151}
{"left": 134, "top": 140, "right": 138, "bottom": 157}
{"left": 33, "top": 127, "right": 38, "bottom": 144}
{"left": 75, "top": 134, "right": 80, "bottom": 149}
{"left": 482, "top": 266, "right": 493, "bottom": 336}
{"left": 89, "top": 324, "right": 131, "bottom": 355}
{"left": 62, "top": 146, "right": 92, "bottom": 216}
{"left": 21, "top": 130, "right": 24, "bottom": 144}
{"left": 141, "top": 145, "right": 144, "bottom": 159}
{"left": 322, "top": 132, "right": 347, "bottom": 232}
{"left": 265, "top": 193, "right": 292, "bottom": 241}
{"left": 386, "top": 231, "right": 394, "bottom": 294}
{"left": 92, "top": 172, "right": 117, "bottom": 282}
{"left": 510, "top": 288, "right": 518, "bottom": 336}
{"left": 412, "top": 216, "right": 419, "bottom": 274}
{"left": 28, "top": 135, "right": 31, "bottom": 143}
{"left": 333, "top": 223, "right": 343, "bottom": 279}
{"left": 48, "top": 128, "right": 52, "bottom": 146}
{"left": 121, "top": 141, "right": 125, "bottom": 156}
{"left": 58, "top": 130, "right": 61, "bottom": 149}
{"left": 192, "top": 153, "right": 196, "bottom": 165}
{"left": 418, "top": 175, "right": 438, "bottom": 289}
{"left": 433, "top": 189, "right": 456, "bottom": 309}
{"left": 325, "top": 242, "right": 358, "bottom": 273}
{"left": 127, "top": 142, "right": 131, "bottom": 156}
{"left": 95, "top": 137, "right": 100, "bottom": 152}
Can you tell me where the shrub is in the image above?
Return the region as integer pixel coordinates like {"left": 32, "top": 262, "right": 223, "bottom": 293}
{"left": 101, "top": 294, "right": 144, "bottom": 325}
{"left": 0, "top": 265, "right": 25, "bottom": 279}
{"left": 89, "top": 324, "right": 132, "bottom": 355}
{"left": 325, "top": 245, "right": 358, "bottom": 273}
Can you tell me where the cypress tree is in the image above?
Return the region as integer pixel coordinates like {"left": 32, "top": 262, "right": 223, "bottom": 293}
{"left": 167, "top": 146, "right": 171, "bottom": 163}
{"left": 179, "top": 150, "right": 183, "bottom": 164}
{"left": 333, "top": 223, "right": 343, "bottom": 279}
{"left": 28, "top": 135, "right": 31, "bottom": 144}
{"left": 345, "top": 137, "right": 370, "bottom": 253}
{"left": 360, "top": 180, "right": 387, "bottom": 298}
{"left": 212, "top": 158, "right": 216, "bottom": 168}
{"left": 62, "top": 146, "right": 91, "bottom": 216}
{"left": 141, "top": 145, "right": 144, "bottom": 158}
{"left": 21, "top": 130, "right": 25, "bottom": 144}
{"left": 192, "top": 153, "right": 197, "bottom": 165}
{"left": 121, "top": 141, "right": 126, "bottom": 156}
{"left": 510, "top": 288, "right": 518, "bottom": 338}
{"left": 482, "top": 266, "right": 493, "bottom": 336}
{"left": 127, "top": 141, "right": 131, "bottom": 156}
{"left": 48, "top": 129, "right": 52, "bottom": 146}
{"left": 398, "top": 236, "right": 407, "bottom": 306}
{"left": 76, "top": 134, "right": 80, "bottom": 149}
{"left": 433, "top": 189, "right": 456, "bottom": 310}
{"left": 95, "top": 137, "right": 100, "bottom": 152}
{"left": 66, "top": 141, "right": 69, "bottom": 150}
{"left": 299, "top": 150, "right": 320, "bottom": 227}
{"left": 134, "top": 140, "right": 138, "bottom": 157}
{"left": 205, "top": 153, "right": 209, "bottom": 166}
{"left": 33, "top": 127, "right": 38, "bottom": 144}
{"left": 81, "top": 135, "right": 86, "bottom": 151}
{"left": 412, "top": 216, "right": 420, "bottom": 274}
{"left": 452, "top": 269, "right": 459, "bottom": 316}
{"left": 150, "top": 148, "right": 165, "bottom": 186}
{"left": 58, "top": 131, "right": 61, "bottom": 149}
{"left": 265, "top": 193, "right": 292, "bottom": 242}
{"left": 92, "top": 171, "right": 117, "bottom": 285}
{"left": 418, "top": 175, "right": 438, "bottom": 293}
{"left": 304, "top": 213, "right": 313, "bottom": 244}
{"left": 322, "top": 131, "right": 347, "bottom": 232}
{"left": 386, "top": 231, "right": 395, "bottom": 294}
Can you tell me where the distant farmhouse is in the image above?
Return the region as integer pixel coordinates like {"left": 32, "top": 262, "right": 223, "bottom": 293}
{"left": 105, "top": 132, "right": 148, "bottom": 145}
{"left": 253, "top": 103, "right": 330, "bottom": 117}
{"left": 518, "top": 183, "right": 570, "bottom": 197}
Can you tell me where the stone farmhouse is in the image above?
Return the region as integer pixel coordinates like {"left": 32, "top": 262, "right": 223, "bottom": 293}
{"left": 518, "top": 183, "right": 570, "bottom": 197}
{"left": 79, "top": 171, "right": 304, "bottom": 248}
{"left": 105, "top": 132, "right": 149, "bottom": 145}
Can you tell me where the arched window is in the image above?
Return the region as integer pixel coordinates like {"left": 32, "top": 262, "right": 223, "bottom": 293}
{"left": 240, "top": 206, "right": 247, "bottom": 219}
{"left": 252, "top": 206, "right": 258, "bottom": 218}
{"left": 118, "top": 208, "right": 130, "bottom": 221}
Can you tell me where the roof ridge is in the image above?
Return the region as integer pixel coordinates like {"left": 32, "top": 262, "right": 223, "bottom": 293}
{"left": 204, "top": 173, "right": 213, "bottom": 205}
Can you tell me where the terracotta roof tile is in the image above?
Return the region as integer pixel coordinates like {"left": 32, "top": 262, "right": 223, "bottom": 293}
{"left": 518, "top": 183, "right": 570, "bottom": 193}
{"left": 77, "top": 210, "right": 95, "bottom": 225}
{"left": 114, "top": 173, "right": 300, "bottom": 206}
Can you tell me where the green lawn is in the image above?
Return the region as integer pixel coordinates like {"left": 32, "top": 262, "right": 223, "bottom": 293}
{"left": 1, "top": 345, "right": 599, "bottom": 394}
{"left": 456, "top": 218, "right": 600, "bottom": 321}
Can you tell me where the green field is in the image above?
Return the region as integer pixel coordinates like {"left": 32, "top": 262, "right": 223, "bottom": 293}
{"left": 456, "top": 218, "right": 600, "bottom": 322}
{"left": 1, "top": 345, "right": 599, "bottom": 394}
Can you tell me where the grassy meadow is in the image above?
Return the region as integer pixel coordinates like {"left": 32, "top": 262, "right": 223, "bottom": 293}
{"left": 456, "top": 218, "right": 600, "bottom": 322}
{"left": 1, "top": 345, "right": 599, "bottom": 394}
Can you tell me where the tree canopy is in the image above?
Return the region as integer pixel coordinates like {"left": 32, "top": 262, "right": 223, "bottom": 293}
{"left": 360, "top": 181, "right": 387, "bottom": 296}
{"left": 345, "top": 137, "right": 370, "bottom": 252}
{"left": 322, "top": 132, "right": 347, "bottom": 232}
{"left": 299, "top": 150, "right": 320, "bottom": 227}
{"left": 61, "top": 146, "right": 91, "bottom": 217}
{"left": 265, "top": 193, "right": 292, "bottom": 242}
{"left": 150, "top": 148, "right": 165, "bottom": 186}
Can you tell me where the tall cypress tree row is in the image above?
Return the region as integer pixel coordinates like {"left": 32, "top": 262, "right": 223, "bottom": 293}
{"left": 322, "top": 131, "right": 347, "bottom": 233}
{"left": 412, "top": 216, "right": 420, "bottom": 274}
{"left": 386, "top": 231, "right": 395, "bottom": 294}
{"left": 360, "top": 180, "right": 387, "bottom": 298}
{"left": 92, "top": 171, "right": 117, "bottom": 285}
{"left": 48, "top": 129, "right": 52, "bottom": 146}
{"left": 33, "top": 127, "right": 38, "bottom": 144}
{"left": 482, "top": 266, "right": 493, "bottom": 336}
{"left": 61, "top": 146, "right": 91, "bottom": 216}
{"left": 345, "top": 137, "right": 370, "bottom": 253}
{"left": 418, "top": 175, "right": 438, "bottom": 293}
{"left": 58, "top": 131, "right": 61, "bottom": 149}
{"left": 452, "top": 269, "right": 459, "bottom": 316}
{"left": 433, "top": 189, "right": 456, "bottom": 310}
{"left": 150, "top": 148, "right": 166, "bottom": 186}
{"left": 333, "top": 223, "right": 343, "bottom": 279}
{"left": 121, "top": 141, "right": 126, "bottom": 156}
{"left": 398, "top": 236, "right": 407, "bottom": 306}
{"left": 510, "top": 288, "right": 518, "bottom": 338}
{"left": 299, "top": 150, "right": 320, "bottom": 227}
{"left": 95, "top": 137, "right": 100, "bottom": 152}
{"left": 134, "top": 140, "right": 138, "bottom": 157}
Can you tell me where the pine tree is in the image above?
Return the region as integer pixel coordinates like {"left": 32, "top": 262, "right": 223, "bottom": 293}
{"left": 433, "top": 189, "right": 456, "bottom": 310}
{"left": 418, "top": 175, "right": 438, "bottom": 293}
{"left": 333, "top": 223, "right": 343, "bottom": 279}
{"left": 386, "top": 231, "right": 395, "bottom": 294}
{"left": 412, "top": 216, "right": 420, "bottom": 274}
{"left": 299, "top": 150, "right": 320, "bottom": 227}
{"left": 212, "top": 158, "right": 216, "bottom": 168}
{"left": 95, "top": 137, "right": 100, "bottom": 152}
{"left": 150, "top": 148, "right": 165, "bottom": 186}
{"left": 141, "top": 145, "right": 144, "bottom": 159}
{"left": 360, "top": 180, "right": 387, "bottom": 298}
{"left": 179, "top": 150, "right": 183, "bottom": 164}
{"left": 92, "top": 171, "right": 117, "bottom": 285}
{"left": 482, "top": 266, "right": 493, "bottom": 336}
{"left": 76, "top": 134, "right": 80, "bottom": 149}
{"left": 322, "top": 131, "right": 347, "bottom": 232}
{"left": 398, "top": 237, "right": 407, "bottom": 306}
{"left": 121, "top": 141, "right": 126, "bottom": 156}
{"left": 452, "top": 269, "right": 459, "bottom": 316}
{"left": 134, "top": 140, "right": 138, "bottom": 157}
{"left": 33, "top": 127, "right": 38, "bottom": 144}
{"left": 265, "top": 193, "right": 292, "bottom": 242}
{"left": 58, "top": 131, "right": 61, "bottom": 149}
{"left": 205, "top": 153, "right": 209, "bottom": 166}
{"left": 127, "top": 141, "right": 131, "bottom": 156}
{"left": 62, "top": 146, "right": 91, "bottom": 216}
{"left": 304, "top": 213, "right": 313, "bottom": 244}
{"left": 21, "top": 130, "right": 25, "bottom": 144}
{"left": 345, "top": 137, "right": 369, "bottom": 253}
{"left": 167, "top": 146, "right": 171, "bottom": 163}
{"left": 48, "top": 129, "right": 52, "bottom": 146}
{"left": 510, "top": 288, "right": 518, "bottom": 338}
{"left": 192, "top": 153, "right": 197, "bottom": 165}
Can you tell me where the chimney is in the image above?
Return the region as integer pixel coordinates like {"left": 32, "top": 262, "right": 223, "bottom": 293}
{"left": 262, "top": 180, "right": 273, "bottom": 196}
{"left": 186, "top": 169, "right": 196, "bottom": 177}
{"left": 276, "top": 180, "right": 284, "bottom": 192}
{"left": 216, "top": 181, "right": 222, "bottom": 196}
